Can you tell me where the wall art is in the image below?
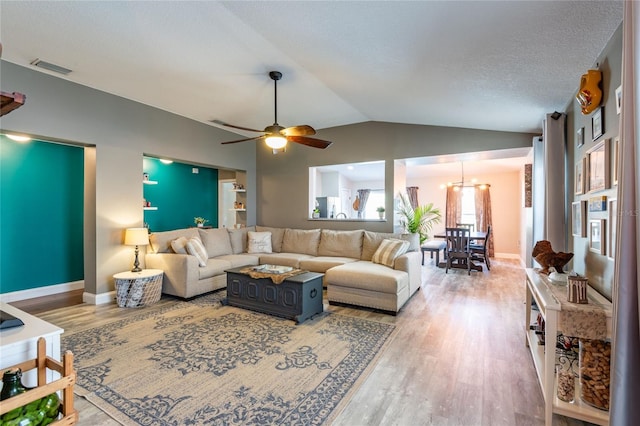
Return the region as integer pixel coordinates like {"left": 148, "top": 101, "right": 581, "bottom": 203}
{"left": 577, "top": 127, "right": 584, "bottom": 148}
{"left": 587, "top": 138, "right": 610, "bottom": 192}
{"left": 589, "top": 195, "right": 607, "bottom": 212}
{"left": 575, "top": 157, "right": 586, "bottom": 195}
{"left": 572, "top": 200, "right": 587, "bottom": 237}
{"left": 608, "top": 198, "right": 617, "bottom": 260}
{"left": 589, "top": 219, "right": 606, "bottom": 255}
{"left": 592, "top": 107, "right": 604, "bottom": 141}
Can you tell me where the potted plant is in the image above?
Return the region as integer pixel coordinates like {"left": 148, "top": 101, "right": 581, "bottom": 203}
{"left": 312, "top": 208, "right": 320, "bottom": 219}
{"left": 395, "top": 192, "right": 441, "bottom": 244}
{"left": 194, "top": 217, "right": 208, "bottom": 227}
{"left": 376, "top": 206, "right": 385, "bottom": 219}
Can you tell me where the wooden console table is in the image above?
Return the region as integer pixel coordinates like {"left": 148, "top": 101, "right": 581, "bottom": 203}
{"left": 524, "top": 268, "right": 612, "bottom": 426}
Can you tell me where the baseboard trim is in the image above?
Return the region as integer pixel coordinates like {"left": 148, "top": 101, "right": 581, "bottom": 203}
{"left": 0, "top": 280, "right": 85, "bottom": 303}
{"left": 83, "top": 291, "right": 116, "bottom": 306}
{"left": 495, "top": 253, "right": 521, "bottom": 260}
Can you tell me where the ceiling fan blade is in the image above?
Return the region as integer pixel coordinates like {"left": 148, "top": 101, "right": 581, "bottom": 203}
{"left": 221, "top": 135, "right": 265, "bottom": 145}
{"left": 282, "top": 125, "right": 316, "bottom": 137}
{"left": 212, "top": 120, "right": 265, "bottom": 133}
{"left": 286, "top": 135, "right": 333, "bottom": 149}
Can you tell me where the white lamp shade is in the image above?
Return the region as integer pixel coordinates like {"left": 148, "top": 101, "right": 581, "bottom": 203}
{"left": 124, "top": 228, "right": 149, "bottom": 246}
{"left": 265, "top": 135, "right": 287, "bottom": 149}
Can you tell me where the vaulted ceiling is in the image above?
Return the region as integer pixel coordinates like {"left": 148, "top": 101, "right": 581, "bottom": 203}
{"left": 0, "top": 1, "right": 623, "bottom": 139}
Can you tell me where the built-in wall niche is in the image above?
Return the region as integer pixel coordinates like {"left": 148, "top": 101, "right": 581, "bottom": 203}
{"left": 308, "top": 161, "right": 385, "bottom": 220}
{"left": 143, "top": 157, "right": 219, "bottom": 232}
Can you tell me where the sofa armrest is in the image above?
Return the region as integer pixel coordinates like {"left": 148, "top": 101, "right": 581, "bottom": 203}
{"left": 145, "top": 253, "right": 199, "bottom": 297}
{"left": 394, "top": 251, "right": 422, "bottom": 295}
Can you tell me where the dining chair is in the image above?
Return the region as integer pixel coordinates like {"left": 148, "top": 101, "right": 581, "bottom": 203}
{"left": 469, "top": 225, "right": 491, "bottom": 271}
{"left": 445, "top": 227, "right": 472, "bottom": 275}
{"left": 456, "top": 223, "right": 475, "bottom": 232}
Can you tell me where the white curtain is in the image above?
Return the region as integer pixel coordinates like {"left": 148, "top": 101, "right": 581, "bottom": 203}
{"left": 611, "top": 3, "right": 640, "bottom": 425}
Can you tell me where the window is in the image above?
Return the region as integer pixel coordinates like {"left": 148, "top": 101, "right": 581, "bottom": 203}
{"left": 363, "top": 190, "right": 385, "bottom": 219}
{"left": 460, "top": 187, "right": 476, "bottom": 225}
{"left": 308, "top": 161, "right": 385, "bottom": 220}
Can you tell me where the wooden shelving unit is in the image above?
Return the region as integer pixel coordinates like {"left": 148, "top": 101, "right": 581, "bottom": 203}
{"left": 0, "top": 337, "right": 78, "bottom": 425}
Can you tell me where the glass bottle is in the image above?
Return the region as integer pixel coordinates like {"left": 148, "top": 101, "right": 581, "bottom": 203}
{"left": 1, "top": 368, "right": 28, "bottom": 400}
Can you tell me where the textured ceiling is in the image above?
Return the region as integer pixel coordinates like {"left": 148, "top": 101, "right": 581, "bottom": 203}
{"left": 0, "top": 1, "right": 623, "bottom": 138}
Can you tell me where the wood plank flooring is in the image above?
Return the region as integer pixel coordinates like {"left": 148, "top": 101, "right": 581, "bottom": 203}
{"left": 13, "top": 259, "right": 595, "bottom": 425}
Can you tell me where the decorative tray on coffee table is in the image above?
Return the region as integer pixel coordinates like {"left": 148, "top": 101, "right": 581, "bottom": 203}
{"left": 251, "top": 264, "right": 294, "bottom": 274}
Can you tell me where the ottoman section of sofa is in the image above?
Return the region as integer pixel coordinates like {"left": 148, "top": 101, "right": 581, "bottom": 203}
{"left": 325, "top": 261, "right": 410, "bottom": 313}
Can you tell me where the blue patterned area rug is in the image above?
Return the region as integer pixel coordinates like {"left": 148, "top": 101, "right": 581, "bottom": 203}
{"left": 62, "top": 292, "right": 396, "bottom": 425}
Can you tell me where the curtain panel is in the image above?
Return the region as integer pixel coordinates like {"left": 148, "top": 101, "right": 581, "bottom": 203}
{"left": 406, "top": 186, "right": 419, "bottom": 210}
{"left": 610, "top": 2, "right": 640, "bottom": 424}
{"left": 474, "top": 187, "right": 495, "bottom": 257}
{"left": 356, "top": 189, "right": 370, "bottom": 219}
{"left": 445, "top": 187, "right": 461, "bottom": 228}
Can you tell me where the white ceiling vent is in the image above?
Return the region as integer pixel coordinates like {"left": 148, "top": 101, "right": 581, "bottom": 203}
{"left": 30, "top": 59, "right": 72, "bottom": 75}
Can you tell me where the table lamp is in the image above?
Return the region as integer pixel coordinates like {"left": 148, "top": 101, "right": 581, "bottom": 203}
{"left": 124, "top": 228, "right": 149, "bottom": 272}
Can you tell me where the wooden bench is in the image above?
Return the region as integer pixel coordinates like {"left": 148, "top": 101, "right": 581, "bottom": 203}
{"left": 420, "top": 240, "right": 447, "bottom": 266}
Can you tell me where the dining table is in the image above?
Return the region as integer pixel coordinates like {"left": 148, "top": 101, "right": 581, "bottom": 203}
{"left": 432, "top": 230, "right": 488, "bottom": 271}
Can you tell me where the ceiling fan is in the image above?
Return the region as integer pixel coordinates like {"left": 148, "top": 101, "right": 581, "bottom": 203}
{"left": 217, "top": 71, "right": 332, "bottom": 153}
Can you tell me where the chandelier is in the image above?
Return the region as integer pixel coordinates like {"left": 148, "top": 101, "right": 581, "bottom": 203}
{"left": 440, "top": 162, "right": 490, "bottom": 191}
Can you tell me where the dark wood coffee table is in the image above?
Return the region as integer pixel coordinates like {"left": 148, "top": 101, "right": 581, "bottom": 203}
{"left": 224, "top": 267, "right": 324, "bottom": 324}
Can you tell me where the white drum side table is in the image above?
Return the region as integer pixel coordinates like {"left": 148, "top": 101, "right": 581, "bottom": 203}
{"left": 113, "top": 269, "right": 163, "bottom": 308}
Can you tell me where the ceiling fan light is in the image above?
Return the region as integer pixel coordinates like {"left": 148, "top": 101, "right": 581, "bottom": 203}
{"left": 265, "top": 135, "right": 287, "bottom": 149}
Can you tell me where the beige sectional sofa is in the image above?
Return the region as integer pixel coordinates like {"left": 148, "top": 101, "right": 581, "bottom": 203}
{"left": 144, "top": 226, "right": 422, "bottom": 313}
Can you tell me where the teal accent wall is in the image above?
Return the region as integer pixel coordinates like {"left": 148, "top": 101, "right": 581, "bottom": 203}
{"left": 143, "top": 158, "right": 219, "bottom": 232}
{"left": 0, "top": 136, "right": 84, "bottom": 293}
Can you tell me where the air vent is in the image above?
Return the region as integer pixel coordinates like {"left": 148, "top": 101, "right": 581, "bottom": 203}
{"left": 30, "top": 59, "right": 72, "bottom": 75}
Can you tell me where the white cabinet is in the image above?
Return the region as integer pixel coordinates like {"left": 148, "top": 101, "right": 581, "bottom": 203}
{"left": 0, "top": 303, "right": 63, "bottom": 387}
{"left": 524, "top": 269, "right": 611, "bottom": 426}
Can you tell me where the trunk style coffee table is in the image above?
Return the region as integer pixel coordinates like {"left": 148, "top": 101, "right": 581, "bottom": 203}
{"left": 224, "top": 266, "right": 324, "bottom": 324}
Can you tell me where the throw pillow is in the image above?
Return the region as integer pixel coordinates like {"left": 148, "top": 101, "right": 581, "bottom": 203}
{"left": 170, "top": 237, "right": 189, "bottom": 254}
{"left": 247, "top": 231, "right": 273, "bottom": 254}
{"left": 372, "top": 238, "right": 410, "bottom": 267}
{"left": 185, "top": 238, "right": 208, "bottom": 267}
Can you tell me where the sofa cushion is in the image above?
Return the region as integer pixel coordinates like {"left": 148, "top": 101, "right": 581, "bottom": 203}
{"left": 215, "top": 254, "right": 260, "bottom": 268}
{"left": 372, "top": 238, "right": 410, "bottom": 267}
{"left": 247, "top": 231, "right": 273, "bottom": 253}
{"left": 318, "top": 229, "right": 363, "bottom": 259}
{"left": 170, "top": 237, "right": 189, "bottom": 254}
{"left": 149, "top": 228, "right": 200, "bottom": 253}
{"left": 325, "top": 261, "right": 409, "bottom": 294}
{"left": 198, "top": 228, "right": 233, "bottom": 258}
{"left": 186, "top": 238, "right": 208, "bottom": 267}
{"left": 257, "top": 253, "right": 314, "bottom": 269}
{"left": 256, "top": 226, "right": 285, "bottom": 252}
{"left": 282, "top": 228, "right": 321, "bottom": 256}
{"left": 361, "top": 231, "right": 400, "bottom": 261}
{"left": 198, "top": 258, "right": 233, "bottom": 280}
{"left": 299, "top": 256, "right": 359, "bottom": 273}
{"left": 228, "top": 226, "right": 256, "bottom": 254}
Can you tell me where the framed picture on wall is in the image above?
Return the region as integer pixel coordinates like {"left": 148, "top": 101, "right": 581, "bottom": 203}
{"left": 575, "top": 157, "right": 586, "bottom": 195}
{"left": 589, "top": 219, "right": 606, "bottom": 255}
{"left": 587, "top": 138, "right": 610, "bottom": 192}
{"left": 572, "top": 200, "right": 587, "bottom": 237}
{"left": 608, "top": 198, "right": 617, "bottom": 259}
{"left": 577, "top": 127, "right": 584, "bottom": 148}
{"left": 613, "top": 136, "right": 620, "bottom": 186}
{"left": 592, "top": 107, "right": 604, "bottom": 141}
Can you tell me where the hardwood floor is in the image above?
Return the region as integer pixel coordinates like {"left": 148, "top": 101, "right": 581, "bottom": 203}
{"left": 13, "top": 259, "right": 594, "bottom": 425}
